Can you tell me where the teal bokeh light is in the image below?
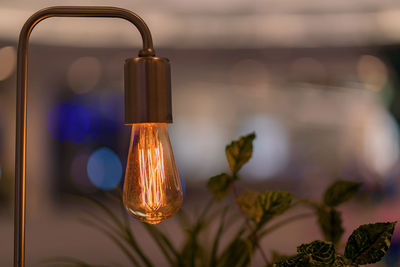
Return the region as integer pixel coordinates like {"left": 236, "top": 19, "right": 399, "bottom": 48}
{"left": 87, "top": 147, "right": 122, "bottom": 190}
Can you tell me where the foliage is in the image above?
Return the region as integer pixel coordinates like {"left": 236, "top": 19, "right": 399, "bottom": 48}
{"left": 344, "top": 222, "right": 396, "bottom": 265}
{"left": 237, "top": 190, "right": 292, "bottom": 226}
{"left": 207, "top": 173, "right": 233, "bottom": 201}
{"left": 274, "top": 240, "right": 336, "bottom": 266}
{"left": 50, "top": 133, "right": 397, "bottom": 267}
{"left": 274, "top": 222, "right": 396, "bottom": 266}
{"left": 225, "top": 132, "right": 255, "bottom": 174}
{"left": 323, "top": 180, "right": 363, "bottom": 207}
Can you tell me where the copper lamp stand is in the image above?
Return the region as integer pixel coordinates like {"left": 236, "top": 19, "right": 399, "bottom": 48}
{"left": 14, "top": 6, "right": 173, "bottom": 267}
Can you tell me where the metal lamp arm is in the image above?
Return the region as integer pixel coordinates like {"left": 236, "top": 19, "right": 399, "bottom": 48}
{"left": 15, "top": 6, "right": 155, "bottom": 267}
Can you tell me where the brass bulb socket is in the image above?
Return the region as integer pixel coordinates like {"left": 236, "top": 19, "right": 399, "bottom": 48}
{"left": 124, "top": 56, "right": 172, "bottom": 124}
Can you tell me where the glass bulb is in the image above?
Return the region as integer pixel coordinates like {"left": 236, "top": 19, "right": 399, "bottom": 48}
{"left": 123, "top": 123, "right": 183, "bottom": 224}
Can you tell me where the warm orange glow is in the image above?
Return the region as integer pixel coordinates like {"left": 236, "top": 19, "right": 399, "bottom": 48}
{"left": 123, "top": 123, "right": 182, "bottom": 224}
{"left": 138, "top": 138, "right": 166, "bottom": 211}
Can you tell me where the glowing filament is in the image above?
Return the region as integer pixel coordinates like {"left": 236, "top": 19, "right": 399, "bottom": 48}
{"left": 138, "top": 142, "right": 166, "bottom": 211}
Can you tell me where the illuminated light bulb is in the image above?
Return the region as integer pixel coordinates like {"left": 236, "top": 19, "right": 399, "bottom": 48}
{"left": 123, "top": 123, "right": 183, "bottom": 224}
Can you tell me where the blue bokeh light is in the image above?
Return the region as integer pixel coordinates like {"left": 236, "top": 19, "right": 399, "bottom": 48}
{"left": 47, "top": 93, "right": 126, "bottom": 145}
{"left": 87, "top": 147, "right": 122, "bottom": 190}
{"left": 47, "top": 103, "right": 91, "bottom": 143}
{"left": 179, "top": 173, "right": 186, "bottom": 198}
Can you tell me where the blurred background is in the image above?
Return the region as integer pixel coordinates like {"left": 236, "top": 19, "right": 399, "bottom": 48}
{"left": 1, "top": 0, "right": 400, "bottom": 266}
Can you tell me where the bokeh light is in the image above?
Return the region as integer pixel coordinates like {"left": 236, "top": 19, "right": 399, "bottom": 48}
{"left": 46, "top": 102, "right": 91, "bottom": 143}
{"left": 240, "top": 115, "right": 289, "bottom": 179}
{"left": 67, "top": 56, "right": 101, "bottom": 94}
{"left": 363, "top": 109, "right": 399, "bottom": 176}
{"left": 87, "top": 147, "right": 122, "bottom": 190}
{"left": 376, "top": 9, "right": 400, "bottom": 42}
{"left": 171, "top": 83, "right": 234, "bottom": 179}
{"left": 0, "top": 46, "right": 16, "bottom": 81}
{"left": 357, "top": 55, "right": 388, "bottom": 91}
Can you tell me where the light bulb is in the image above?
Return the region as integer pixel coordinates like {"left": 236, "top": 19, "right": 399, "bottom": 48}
{"left": 123, "top": 123, "right": 183, "bottom": 224}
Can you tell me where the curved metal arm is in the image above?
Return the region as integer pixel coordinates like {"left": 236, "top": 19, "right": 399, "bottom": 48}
{"left": 14, "top": 6, "right": 155, "bottom": 267}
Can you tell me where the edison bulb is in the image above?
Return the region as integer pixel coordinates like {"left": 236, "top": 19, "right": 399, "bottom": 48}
{"left": 123, "top": 123, "right": 183, "bottom": 224}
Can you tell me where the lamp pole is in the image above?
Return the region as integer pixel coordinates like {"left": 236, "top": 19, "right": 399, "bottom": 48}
{"left": 14, "top": 6, "right": 173, "bottom": 267}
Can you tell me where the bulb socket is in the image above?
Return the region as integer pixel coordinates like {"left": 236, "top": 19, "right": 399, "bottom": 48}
{"left": 124, "top": 56, "right": 172, "bottom": 124}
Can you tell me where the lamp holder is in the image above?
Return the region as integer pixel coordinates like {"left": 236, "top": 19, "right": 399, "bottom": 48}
{"left": 125, "top": 56, "right": 172, "bottom": 124}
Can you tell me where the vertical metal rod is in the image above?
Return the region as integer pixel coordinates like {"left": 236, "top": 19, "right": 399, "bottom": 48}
{"left": 14, "top": 6, "right": 155, "bottom": 267}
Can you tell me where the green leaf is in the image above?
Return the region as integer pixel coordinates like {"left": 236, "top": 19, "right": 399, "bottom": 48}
{"left": 236, "top": 190, "right": 263, "bottom": 223}
{"left": 344, "top": 222, "right": 397, "bottom": 265}
{"left": 297, "top": 240, "right": 336, "bottom": 265}
{"left": 225, "top": 132, "right": 256, "bottom": 174}
{"left": 323, "top": 180, "right": 363, "bottom": 207}
{"left": 273, "top": 254, "right": 309, "bottom": 267}
{"left": 259, "top": 191, "right": 292, "bottom": 224}
{"left": 332, "top": 255, "right": 358, "bottom": 267}
{"left": 274, "top": 241, "right": 336, "bottom": 266}
{"left": 317, "top": 206, "right": 344, "bottom": 245}
{"left": 207, "top": 173, "right": 233, "bottom": 201}
{"left": 237, "top": 191, "right": 292, "bottom": 225}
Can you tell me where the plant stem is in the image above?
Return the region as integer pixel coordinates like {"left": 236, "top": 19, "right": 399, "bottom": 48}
{"left": 259, "top": 212, "right": 315, "bottom": 239}
{"left": 232, "top": 183, "right": 270, "bottom": 266}
{"left": 199, "top": 197, "right": 214, "bottom": 221}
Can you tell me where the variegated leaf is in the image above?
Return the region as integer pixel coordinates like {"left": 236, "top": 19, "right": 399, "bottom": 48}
{"left": 323, "top": 180, "right": 362, "bottom": 207}
{"left": 344, "top": 222, "right": 397, "bottom": 265}
{"left": 225, "top": 132, "right": 256, "bottom": 174}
